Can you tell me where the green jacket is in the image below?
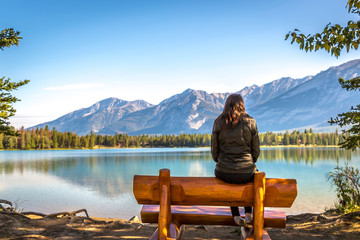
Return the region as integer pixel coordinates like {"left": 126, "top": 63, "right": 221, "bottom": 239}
{"left": 211, "top": 113, "right": 260, "bottom": 174}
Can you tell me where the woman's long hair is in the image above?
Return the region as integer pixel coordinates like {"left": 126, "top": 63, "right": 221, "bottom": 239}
{"left": 221, "top": 94, "right": 246, "bottom": 125}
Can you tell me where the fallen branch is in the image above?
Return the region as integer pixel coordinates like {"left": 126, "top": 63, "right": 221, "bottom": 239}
{"left": 21, "top": 211, "right": 47, "bottom": 217}
{"left": 45, "top": 209, "right": 90, "bottom": 218}
{"left": 0, "top": 199, "right": 14, "bottom": 213}
{"left": 0, "top": 199, "right": 13, "bottom": 206}
{"left": 0, "top": 204, "right": 7, "bottom": 212}
{"left": 0, "top": 211, "right": 31, "bottom": 220}
{"left": 1, "top": 200, "right": 104, "bottom": 223}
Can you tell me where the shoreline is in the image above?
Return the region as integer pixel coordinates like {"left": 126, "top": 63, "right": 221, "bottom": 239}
{"left": 1, "top": 208, "right": 359, "bottom": 239}
{"left": 0, "top": 145, "right": 340, "bottom": 151}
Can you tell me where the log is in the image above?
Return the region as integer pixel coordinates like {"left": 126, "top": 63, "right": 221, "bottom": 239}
{"left": 134, "top": 175, "right": 297, "bottom": 207}
{"left": 141, "top": 205, "right": 286, "bottom": 228}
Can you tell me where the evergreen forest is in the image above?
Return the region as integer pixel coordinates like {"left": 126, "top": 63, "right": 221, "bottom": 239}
{"left": 0, "top": 126, "right": 347, "bottom": 150}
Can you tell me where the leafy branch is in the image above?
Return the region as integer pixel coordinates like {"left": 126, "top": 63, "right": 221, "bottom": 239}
{"left": 0, "top": 28, "right": 22, "bottom": 50}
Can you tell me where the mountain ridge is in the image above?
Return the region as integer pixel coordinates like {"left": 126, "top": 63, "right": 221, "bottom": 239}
{"left": 31, "top": 59, "right": 360, "bottom": 135}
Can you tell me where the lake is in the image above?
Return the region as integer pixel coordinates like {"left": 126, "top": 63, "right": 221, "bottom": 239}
{"left": 0, "top": 147, "right": 359, "bottom": 219}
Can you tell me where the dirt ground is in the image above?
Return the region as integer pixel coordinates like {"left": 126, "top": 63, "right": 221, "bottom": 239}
{"left": 0, "top": 210, "right": 359, "bottom": 240}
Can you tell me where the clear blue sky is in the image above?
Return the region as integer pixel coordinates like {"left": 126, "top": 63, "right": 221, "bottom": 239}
{"left": 1, "top": 0, "right": 358, "bottom": 128}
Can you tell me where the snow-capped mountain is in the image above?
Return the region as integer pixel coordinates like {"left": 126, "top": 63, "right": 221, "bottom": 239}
{"left": 238, "top": 76, "right": 312, "bottom": 108}
{"left": 248, "top": 59, "right": 360, "bottom": 132}
{"left": 30, "top": 59, "right": 360, "bottom": 134}
{"left": 110, "top": 89, "right": 229, "bottom": 135}
{"left": 32, "top": 98, "right": 153, "bottom": 135}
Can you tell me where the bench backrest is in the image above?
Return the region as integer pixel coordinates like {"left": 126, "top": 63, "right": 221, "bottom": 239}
{"left": 134, "top": 174, "right": 297, "bottom": 208}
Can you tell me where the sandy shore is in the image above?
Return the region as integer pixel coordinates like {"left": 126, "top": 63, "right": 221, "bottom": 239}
{"left": 0, "top": 209, "right": 359, "bottom": 240}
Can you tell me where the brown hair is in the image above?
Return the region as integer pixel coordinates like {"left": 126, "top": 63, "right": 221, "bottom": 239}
{"left": 221, "top": 93, "right": 246, "bottom": 125}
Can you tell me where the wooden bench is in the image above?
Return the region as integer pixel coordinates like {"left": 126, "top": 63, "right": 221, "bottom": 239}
{"left": 133, "top": 169, "right": 297, "bottom": 240}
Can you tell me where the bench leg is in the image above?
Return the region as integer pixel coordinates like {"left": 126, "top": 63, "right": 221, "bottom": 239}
{"left": 253, "top": 172, "right": 265, "bottom": 240}
{"left": 158, "top": 169, "right": 171, "bottom": 240}
{"left": 150, "top": 223, "right": 184, "bottom": 240}
{"left": 245, "top": 228, "right": 271, "bottom": 240}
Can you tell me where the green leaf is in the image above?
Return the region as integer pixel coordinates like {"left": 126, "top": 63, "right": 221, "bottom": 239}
{"left": 354, "top": 42, "right": 359, "bottom": 50}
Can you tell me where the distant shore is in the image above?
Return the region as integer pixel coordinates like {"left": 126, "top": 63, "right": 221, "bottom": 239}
{"left": 0, "top": 145, "right": 341, "bottom": 151}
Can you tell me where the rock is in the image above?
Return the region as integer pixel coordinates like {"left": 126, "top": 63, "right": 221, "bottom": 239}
{"left": 195, "top": 225, "right": 210, "bottom": 231}
{"left": 127, "top": 216, "right": 142, "bottom": 224}
{"left": 195, "top": 225, "right": 206, "bottom": 229}
{"left": 106, "top": 221, "right": 134, "bottom": 229}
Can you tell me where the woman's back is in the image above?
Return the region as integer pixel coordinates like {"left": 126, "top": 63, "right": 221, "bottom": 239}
{"left": 212, "top": 113, "right": 260, "bottom": 174}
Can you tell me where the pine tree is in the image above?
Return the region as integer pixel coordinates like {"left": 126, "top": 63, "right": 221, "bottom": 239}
{"left": 0, "top": 28, "right": 29, "bottom": 135}
{"left": 19, "top": 126, "right": 25, "bottom": 149}
{"left": 0, "top": 133, "right": 3, "bottom": 149}
{"left": 89, "top": 131, "right": 96, "bottom": 149}
{"left": 4, "top": 135, "right": 16, "bottom": 149}
{"left": 329, "top": 92, "right": 360, "bottom": 150}
{"left": 283, "top": 130, "right": 290, "bottom": 145}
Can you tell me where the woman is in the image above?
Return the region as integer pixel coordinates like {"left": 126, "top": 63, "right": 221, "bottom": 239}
{"left": 211, "top": 93, "right": 260, "bottom": 227}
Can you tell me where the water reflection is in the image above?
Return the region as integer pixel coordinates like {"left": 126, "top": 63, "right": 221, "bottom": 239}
{"left": 0, "top": 149, "right": 214, "bottom": 198}
{"left": 0, "top": 147, "right": 359, "bottom": 217}
{"left": 0, "top": 147, "right": 356, "bottom": 198}
{"left": 259, "top": 147, "right": 355, "bottom": 165}
{"left": 0, "top": 147, "right": 356, "bottom": 176}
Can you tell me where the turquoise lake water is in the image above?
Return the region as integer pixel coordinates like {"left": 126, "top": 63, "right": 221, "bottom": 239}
{"left": 0, "top": 147, "right": 359, "bottom": 219}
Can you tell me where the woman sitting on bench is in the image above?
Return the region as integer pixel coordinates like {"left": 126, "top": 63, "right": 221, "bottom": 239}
{"left": 211, "top": 93, "right": 260, "bottom": 228}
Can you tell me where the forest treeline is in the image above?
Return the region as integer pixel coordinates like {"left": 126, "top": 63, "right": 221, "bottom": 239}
{"left": 0, "top": 126, "right": 347, "bottom": 150}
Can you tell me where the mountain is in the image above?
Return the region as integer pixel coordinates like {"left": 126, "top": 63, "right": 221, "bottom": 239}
{"left": 30, "top": 59, "right": 360, "bottom": 134}
{"left": 238, "top": 76, "right": 312, "bottom": 108}
{"left": 102, "top": 78, "right": 313, "bottom": 134}
{"left": 247, "top": 59, "right": 360, "bottom": 132}
{"left": 111, "top": 89, "right": 229, "bottom": 135}
{"left": 33, "top": 98, "right": 153, "bottom": 135}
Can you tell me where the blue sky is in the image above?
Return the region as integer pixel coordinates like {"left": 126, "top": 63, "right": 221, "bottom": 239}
{"left": 1, "top": 0, "right": 359, "bottom": 128}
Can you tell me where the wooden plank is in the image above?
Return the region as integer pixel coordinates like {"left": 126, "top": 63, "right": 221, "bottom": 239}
{"left": 253, "top": 172, "right": 265, "bottom": 240}
{"left": 158, "top": 169, "right": 171, "bottom": 240}
{"left": 141, "top": 205, "right": 286, "bottom": 228}
{"left": 133, "top": 175, "right": 297, "bottom": 208}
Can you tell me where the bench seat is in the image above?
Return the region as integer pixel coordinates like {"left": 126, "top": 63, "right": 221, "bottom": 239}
{"left": 133, "top": 169, "right": 297, "bottom": 240}
{"left": 141, "top": 205, "right": 286, "bottom": 228}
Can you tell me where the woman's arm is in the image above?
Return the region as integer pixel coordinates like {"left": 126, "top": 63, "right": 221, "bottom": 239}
{"left": 251, "top": 120, "right": 260, "bottom": 163}
{"left": 211, "top": 118, "right": 220, "bottom": 162}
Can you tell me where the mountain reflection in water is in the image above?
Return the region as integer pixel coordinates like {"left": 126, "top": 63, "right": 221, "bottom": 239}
{"left": 0, "top": 148, "right": 359, "bottom": 218}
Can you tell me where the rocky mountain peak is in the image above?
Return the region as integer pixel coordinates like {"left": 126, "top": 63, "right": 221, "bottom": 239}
{"left": 30, "top": 59, "right": 360, "bottom": 135}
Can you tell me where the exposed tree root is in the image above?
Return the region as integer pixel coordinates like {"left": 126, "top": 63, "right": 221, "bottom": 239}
{"left": 0, "top": 199, "right": 13, "bottom": 212}
{"left": 0, "top": 200, "right": 105, "bottom": 223}
{"left": 0, "top": 199, "right": 12, "bottom": 206}
{"left": 21, "top": 211, "right": 47, "bottom": 217}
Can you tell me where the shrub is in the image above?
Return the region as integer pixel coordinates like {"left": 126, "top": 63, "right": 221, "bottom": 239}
{"left": 328, "top": 164, "right": 360, "bottom": 213}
